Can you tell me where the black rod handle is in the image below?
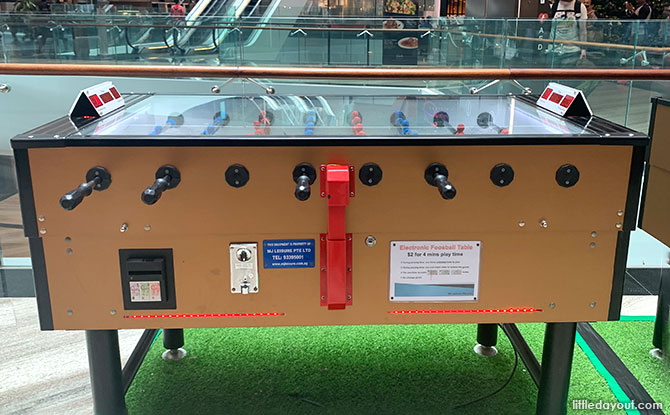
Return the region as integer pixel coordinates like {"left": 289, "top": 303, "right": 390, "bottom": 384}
{"left": 294, "top": 175, "right": 312, "bottom": 201}
{"left": 141, "top": 165, "right": 181, "bottom": 205}
{"left": 60, "top": 178, "right": 98, "bottom": 210}
{"left": 425, "top": 163, "right": 456, "bottom": 200}
{"left": 433, "top": 174, "right": 457, "bottom": 200}
{"left": 142, "top": 176, "right": 170, "bottom": 205}
{"left": 292, "top": 163, "right": 316, "bottom": 201}
{"left": 59, "top": 166, "right": 112, "bottom": 211}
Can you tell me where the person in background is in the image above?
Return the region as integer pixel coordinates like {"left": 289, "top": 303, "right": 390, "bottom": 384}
{"left": 170, "top": 0, "right": 186, "bottom": 21}
{"left": 625, "top": 0, "right": 652, "bottom": 19}
{"left": 583, "top": 0, "right": 597, "bottom": 19}
{"left": 625, "top": 0, "right": 653, "bottom": 46}
{"left": 170, "top": 0, "right": 186, "bottom": 50}
{"left": 546, "top": 0, "right": 589, "bottom": 67}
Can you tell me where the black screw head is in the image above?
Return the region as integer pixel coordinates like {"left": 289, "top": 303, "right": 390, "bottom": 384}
{"left": 490, "top": 163, "right": 514, "bottom": 187}
{"left": 359, "top": 163, "right": 383, "bottom": 186}
{"left": 225, "top": 164, "right": 249, "bottom": 188}
{"left": 556, "top": 164, "right": 580, "bottom": 188}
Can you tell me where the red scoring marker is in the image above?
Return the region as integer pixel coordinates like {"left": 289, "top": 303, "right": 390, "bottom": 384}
{"left": 89, "top": 94, "right": 103, "bottom": 108}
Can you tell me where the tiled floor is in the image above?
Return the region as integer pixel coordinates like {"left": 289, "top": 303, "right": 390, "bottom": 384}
{"left": 0, "top": 295, "right": 658, "bottom": 415}
{"left": 0, "top": 298, "right": 142, "bottom": 415}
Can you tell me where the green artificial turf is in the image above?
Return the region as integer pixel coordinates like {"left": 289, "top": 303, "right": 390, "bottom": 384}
{"left": 126, "top": 322, "right": 653, "bottom": 415}
{"left": 591, "top": 321, "right": 670, "bottom": 410}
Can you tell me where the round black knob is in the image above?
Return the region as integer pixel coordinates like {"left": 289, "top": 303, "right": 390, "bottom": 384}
{"left": 292, "top": 163, "right": 316, "bottom": 201}
{"left": 226, "top": 164, "right": 249, "bottom": 188}
{"left": 141, "top": 165, "right": 180, "bottom": 205}
{"left": 359, "top": 163, "right": 382, "bottom": 186}
{"left": 490, "top": 163, "right": 514, "bottom": 187}
{"left": 425, "top": 163, "right": 456, "bottom": 200}
{"left": 59, "top": 166, "right": 111, "bottom": 210}
{"left": 556, "top": 164, "right": 580, "bottom": 188}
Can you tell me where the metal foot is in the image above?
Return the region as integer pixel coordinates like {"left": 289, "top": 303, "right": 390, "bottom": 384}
{"left": 474, "top": 344, "right": 498, "bottom": 357}
{"left": 162, "top": 348, "right": 187, "bottom": 361}
{"left": 650, "top": 348, "right": 663, "bottom": 360}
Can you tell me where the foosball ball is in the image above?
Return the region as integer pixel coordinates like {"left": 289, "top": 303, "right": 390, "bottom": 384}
{"left": 11, "top": 86, "right": 650, "bottom": 415}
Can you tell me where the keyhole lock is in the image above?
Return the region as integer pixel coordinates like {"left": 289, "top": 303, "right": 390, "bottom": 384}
{"left": 236, "top": 248, "right": 252, "bottom": 262}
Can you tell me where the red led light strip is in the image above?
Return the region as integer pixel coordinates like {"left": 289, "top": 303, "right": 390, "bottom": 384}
{"left": 123, "top": 312, "right": 284, "bottom": 319}
{"left": 389, "top": 307, "right": 542, "bottom": 315}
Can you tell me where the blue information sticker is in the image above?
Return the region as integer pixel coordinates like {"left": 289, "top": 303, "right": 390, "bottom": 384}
{"left": 263, "top": 239, "right": 316, "bottom": 269}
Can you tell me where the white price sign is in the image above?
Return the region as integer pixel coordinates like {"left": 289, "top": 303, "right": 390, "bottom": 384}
{"left": 389, "top": 241, "right": 481, "bottom": 302}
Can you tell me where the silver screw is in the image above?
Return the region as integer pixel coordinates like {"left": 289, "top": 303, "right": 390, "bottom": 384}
{"left": 320, "top": 192, "right": 326, "bottom": 197}
{"left": 617, "top": 210, "right": 624, "bottom": 216}
{"left": 39, "top": 228, "right": 47, "bottom": 235}
{"left": 66, "top": 248, "right": 73, "bottom": 255}
{"left": 144, "top": 224, "right": 151, "bottom": 231}
{"left": 0, "top": 84, "right": 10, "bottom": 93}
{"left": 349, "top": 192, "right": 354, "bottom": 197}
{"left": 589, "top": 242, "right": 596, "bottom": 248}
{"left": 347, "top": 295, "right": 352, "bottom": 300}
{"left": 518, "top": 220, "right": 525, "bottom": 227}
{"left": 549, "top": 302, "right": 556, "bottom": 309}
{"left": 110, "top": 309, "right": 117, "bottom": 315}
{"left": 365, "top": 235, "right": 377, "bottom": 247}
{"left": 539, "top": 219, "right": 548, "bottom": 228}
{"left": 320, "top": 267, "right": 326, "bottom": 272}
{"left": 38, "top": 216, "right": 45, "bottom": 222}
{"left": 589, "top": 301, "right": 596, "bottom": 308}
{"left": 120, "top": 223, "right": 128, "bottom": 233}
{"left": 321, "top": 167, "right": 326, "bottom": 171}
{"left": 349, "top": 166, "right": 354, "bottom": 171}
{"left": 591, "top": 231, "right": 597, "bottom": 237}
{"left": 615, "top": 222, "right": 622, "bottom": 229}
{"left": 321, "top": 296, "right": 326, "bottom": 300}
{"left": 66, "top": 310, "right": 73, "bottom": 316}
{"left": 65, "top": 237, "right": 71, "bottom": 242}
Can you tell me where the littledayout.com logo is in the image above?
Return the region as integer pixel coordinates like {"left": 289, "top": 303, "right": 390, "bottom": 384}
{"left": 572, "top": 399, "right": 663, "bottom": 411}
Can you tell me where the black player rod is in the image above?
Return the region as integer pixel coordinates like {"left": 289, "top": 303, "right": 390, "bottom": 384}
{"left": 500, "top": 323, "right": 541, "bottom": 387}
{"left": 121, "top": 329, "right": 160, "bottom": 394}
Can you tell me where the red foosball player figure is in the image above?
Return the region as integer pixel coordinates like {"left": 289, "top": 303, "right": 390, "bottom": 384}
{"left": 456, "top": 124, "right": 465, "bottom": 135}
{"left": 350, "top": 110, "right": 366, "bottom": 136}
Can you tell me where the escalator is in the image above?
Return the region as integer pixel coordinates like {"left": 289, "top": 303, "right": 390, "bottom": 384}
{"left": 127, "top": 0, "right": 237, "bottom": 54}
{"left": 127, "top": 0, "right": 309, "bottom": 59}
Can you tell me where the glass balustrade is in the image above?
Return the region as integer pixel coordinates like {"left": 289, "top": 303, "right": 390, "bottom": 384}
{"left": 0, "top": 14, "right": 669, "bottom": 292}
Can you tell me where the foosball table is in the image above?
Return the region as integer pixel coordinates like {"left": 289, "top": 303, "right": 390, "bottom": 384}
{"left": 11, "top": 88, "right": 649, "bottom": 415}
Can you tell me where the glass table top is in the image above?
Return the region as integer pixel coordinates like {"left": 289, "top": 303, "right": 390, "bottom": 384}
{"left": 77, "top": 94, "right": 591, "bottom": 138}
